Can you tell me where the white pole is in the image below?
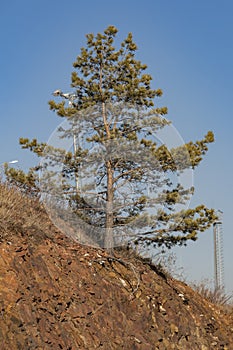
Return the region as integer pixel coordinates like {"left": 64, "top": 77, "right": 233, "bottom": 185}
{"left": 73, "top": 133, "right": 79, "bottom": 194}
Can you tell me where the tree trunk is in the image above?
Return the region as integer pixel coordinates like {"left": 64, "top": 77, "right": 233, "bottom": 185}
{"left": 105, "top": 159, "right": 114, "bottom": 251}
{"left": 101, "top": 101, "right": 114, "bottom": 251}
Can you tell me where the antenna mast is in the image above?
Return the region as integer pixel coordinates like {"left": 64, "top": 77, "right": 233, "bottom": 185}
{"left": 213, "top": 210, "right": 224, "bottom": 291}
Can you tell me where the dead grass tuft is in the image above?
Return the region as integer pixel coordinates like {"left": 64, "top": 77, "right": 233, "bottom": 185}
{"left": 192, "top": 280, "right": 232, "bottom": 306}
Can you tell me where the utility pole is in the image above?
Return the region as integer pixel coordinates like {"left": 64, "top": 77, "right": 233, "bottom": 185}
{"left": 73, "top": 133, "right": 79, "bottom": 195}
{"left": 213, "top": 210, "right": 224, "bottom": 291}
{"left": 52, "top": 90, "right": 79, "bottom": 194}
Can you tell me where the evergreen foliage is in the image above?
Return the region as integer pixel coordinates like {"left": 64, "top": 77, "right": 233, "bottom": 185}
{"left": 5, "top": 26, "right": 217, "bottom": 250}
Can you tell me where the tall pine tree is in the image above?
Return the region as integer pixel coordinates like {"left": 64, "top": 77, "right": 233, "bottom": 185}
{"left": 5, "top": 26, "right": 216, "bottom": 250}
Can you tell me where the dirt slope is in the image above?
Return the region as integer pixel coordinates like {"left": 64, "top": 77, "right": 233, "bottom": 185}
{"left": 0, "top": 185, "right": 233, "bottom": 349}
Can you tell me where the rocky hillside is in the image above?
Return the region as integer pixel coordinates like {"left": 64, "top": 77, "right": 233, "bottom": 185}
{"left": 0, "top": 183, "right": 233, "bottom": 349}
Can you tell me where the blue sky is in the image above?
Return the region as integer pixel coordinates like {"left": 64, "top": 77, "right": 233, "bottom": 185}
{"left": 1, "top": 0, "right": 232, "bottom": 292}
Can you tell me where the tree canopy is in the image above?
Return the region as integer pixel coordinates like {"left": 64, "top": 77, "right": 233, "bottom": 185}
{"left": 5, "top": 26, "right": 217, "bottom": 250}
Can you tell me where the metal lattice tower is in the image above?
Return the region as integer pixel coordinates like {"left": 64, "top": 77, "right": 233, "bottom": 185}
{"left": 213, "top": 210, "right": 224, "bottom": 291}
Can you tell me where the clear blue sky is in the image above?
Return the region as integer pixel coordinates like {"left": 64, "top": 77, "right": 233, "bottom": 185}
{"left": 1, "top": 0, "right": 232, "bottom": 292}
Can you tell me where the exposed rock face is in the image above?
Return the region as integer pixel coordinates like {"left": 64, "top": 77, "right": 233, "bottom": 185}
{"left": 0, "top": 233, "right": 233, "bottom": 350}
{"left": 0, "top": 187, "right": 232, "bottom": 349}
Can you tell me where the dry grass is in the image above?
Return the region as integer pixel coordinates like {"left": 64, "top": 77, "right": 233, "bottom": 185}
{"left": 0, "top": 181, "right": 55, "bottom": 242}
{"left": 192, "top": 280, "right": 232, "bottom": 306}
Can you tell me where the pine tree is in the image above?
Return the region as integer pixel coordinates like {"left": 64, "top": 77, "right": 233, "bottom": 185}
{"left": 5, "top": 26, "right": 217, "bottom": 250}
